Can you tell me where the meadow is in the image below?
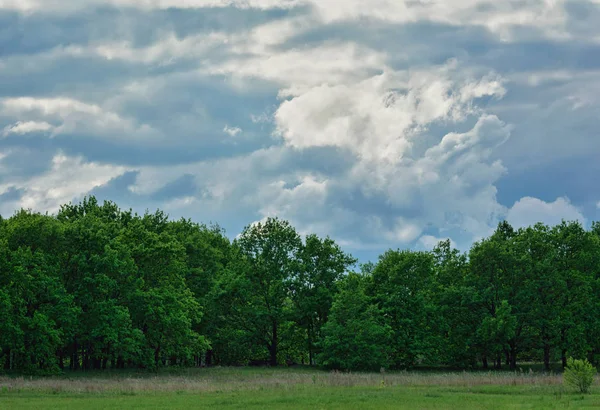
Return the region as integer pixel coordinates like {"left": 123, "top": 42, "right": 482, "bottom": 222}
{"left": 2, "top": 367, "right": 600, "bottom": 409}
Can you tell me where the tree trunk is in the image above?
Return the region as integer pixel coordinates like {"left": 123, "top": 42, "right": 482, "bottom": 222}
{"left": 72, "top": 342, "right": 80, "bottom": 371}
{"left": 543, "top": 344, "right": 551, "bottom": 371}
{"left": 82, "top": 345, "right": 89, "bottom": 371}
{"left": 205, "top": 350, "right": 213, "bottom": 367}
{"left": 482, "top": 356, "right": 488, "bottom": 369}
{"left": 509, "top": 342, "right": 517, "bottom": 370}
{"left": 308, "top": 323, "right": 314, "bottom": 366}
{"left": 562, "top": 349, "right": 567, "bottom": 369}
{"left": 308, "top": 335, "right": 313, "bottom": 366}
{"left": 269, "top": 320, "right": 278, "bottom": 367}
{"left": 3, "top": 349, "right": 10, "bottom": 370}
{"left": 154, "top": 346, "right": 161, "bottom": 368}
{"left": 116, "top": 356, "right": 124, "bottom": 369}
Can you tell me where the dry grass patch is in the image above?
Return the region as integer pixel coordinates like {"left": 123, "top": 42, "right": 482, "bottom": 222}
{"left": 2, "top": 368, "right": 596, "bottom": 396}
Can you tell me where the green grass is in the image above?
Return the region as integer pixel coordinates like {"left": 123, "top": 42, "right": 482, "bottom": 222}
{"left": 2, "top": 367, "right": 600, "bottom": 409}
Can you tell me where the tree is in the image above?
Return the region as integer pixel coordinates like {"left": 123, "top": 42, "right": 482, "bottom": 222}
{"left": 123, "top": 215, "right": 207, "bottom": 368}
{"left": 431, "top": 240, "right": 478, "bottom": 367}
{"left": 291, "top": 234, "right": 356, "bottom": 365}
{"left": 370, "top": 249, "right": 437, "bottom": 368}
{"left": 3, "top": 195, "right": 600, "bottom": 373}
{"left": 318, "top": 272, "right": 392, "bottom": 371}
{"left": 550, "top": 221, "right": 598, "bottom": 368}
{"left": 223, "top": 218, "right": 302, "bottom": 366}
{"left": 469, "top": 221, "right": 526, "bottom": 370}
{"left": 513, "top": 224, "right": 557, "bottom": 371}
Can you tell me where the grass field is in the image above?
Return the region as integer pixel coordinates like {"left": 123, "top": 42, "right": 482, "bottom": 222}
{"left": 2, "top": 367, "right": 600, "bottom": 409}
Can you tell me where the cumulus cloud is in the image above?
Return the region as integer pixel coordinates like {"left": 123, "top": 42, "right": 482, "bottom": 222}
{"left": 274, "top": 67, "right": 505, "bottom": 161}
{"left": 0, "top": 0, "right": 597, "bottom": 258}
{"left": 506, "top": 196, "right": 586, "bottom": 229}
{"left": 258, "top": 54, "right": 511, "bottom": 244}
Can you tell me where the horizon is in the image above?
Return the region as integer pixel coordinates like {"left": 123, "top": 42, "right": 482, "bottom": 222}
{"left": 1, "top": 194, "right": 596, "bottom": 266}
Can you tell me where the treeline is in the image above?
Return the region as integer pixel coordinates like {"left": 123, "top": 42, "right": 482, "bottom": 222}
{"left": 1, "top": 197, "right": 600, "bottom": 374}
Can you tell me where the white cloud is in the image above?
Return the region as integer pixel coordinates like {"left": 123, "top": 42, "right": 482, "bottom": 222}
{"left": 119, "top": 46, "right": 512, "bottom": 247}
{"left": 274, "top": 66, "right": 505, "bottom": 162}
{"left": 506, "top": 196, "right": 585, "bottom": 229}
{"left": 307, "top": 0, "right": 570, "bottom": 39}
{"left": 208, "top": 42, "right": 388, "bottom": 94}
{"left": 1, "top": 0, "right": 597, "bottom": 255}
{"left": 0, "top": 0, "right": 301, "bottom": 13}
{"left": 418, "top": 235, "right": 458, "bottom": 251}
{"left": 261, "top": 52, "right": 510, "bottom": 243}
{"left": 0, "top": 97, "right": 158, "bottom": 140}
{"left": 385, "top": 217, "right": 423, "bottom": 243}
{"left": 79, "top": 32, "right": 228, "bottom": 64}
{"left": 2, "top": 97, "right": 103, "bottom": 117}
{"left": 0, "top": 152, "right": 128, "bottom": 214}
{"left": 2, "top": 121, "right": 54, "bottom": 137}
{"left": 1, "top": 0, "right": 571, "bottom": 43}
{"left": 223, "top": 125, "right": 242, "bottom": 137}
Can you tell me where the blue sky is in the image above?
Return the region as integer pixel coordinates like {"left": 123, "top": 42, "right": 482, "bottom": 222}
{"left": 0, "top": 0, "right": 599, "bottom": 261}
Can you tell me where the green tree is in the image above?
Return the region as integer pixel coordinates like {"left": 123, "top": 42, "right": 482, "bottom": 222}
{"left": 370, "top": 249, "right": 437, "bottom": 368}
{"left": 513, "top": 224, "right": 558, "bottom": 371}
{"left": 318, "top": 272, "right": 392, "bottom": 371}
{"left": 469, "top": 221, "right": 526, "bottom": 370}
{"left": 222, "top": 218, "right": 302, "bottom": 366}
{"left": 291, "top": 234, "right": 356, "bottom": 365}
{"left": 123, "top": 215, "right": 207, "bottom": 368}
{"left": 165, "top": 219, "right": 231, "bottom": 366}
{"left": 431, "top": 240, "right": 478, "bottom": 367}
{"left": 550, "top": 221, "right": 598, "bottom": 368}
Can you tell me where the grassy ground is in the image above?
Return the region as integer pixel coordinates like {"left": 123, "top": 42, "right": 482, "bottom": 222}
{"left": 2, "top": 367, "right": 599, "bottom": 409}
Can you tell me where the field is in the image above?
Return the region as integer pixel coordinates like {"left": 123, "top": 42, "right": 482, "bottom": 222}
{"left": 2, "top": 367, "right": 600, "bottom": 409}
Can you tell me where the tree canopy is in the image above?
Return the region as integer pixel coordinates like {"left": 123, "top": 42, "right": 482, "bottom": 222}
{"left": 1, "top": 197, "right": 599, "bottom": 373}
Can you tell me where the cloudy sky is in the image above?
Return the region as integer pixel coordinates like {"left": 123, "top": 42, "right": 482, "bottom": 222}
{"left": 1, "top": 0, "right": 599, "bottom": 260}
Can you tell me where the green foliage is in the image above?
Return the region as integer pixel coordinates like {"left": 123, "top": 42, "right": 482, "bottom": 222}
{"left": 564, "top": 357, "right": 596, "bottom": 393}
{"left": 0, "top": 197, "right": 230, "bottom": 372}
{"left": 369, "top": 250, "right": 437, "bottom": 368}
{"left": 318, "top": 273, "right": 393, "bottom": 371}
{"left": 1, "top": 197, "right": 600, "bottom": 374}
{"left": 292, "top": 234, "right": 356, "bottom": 364}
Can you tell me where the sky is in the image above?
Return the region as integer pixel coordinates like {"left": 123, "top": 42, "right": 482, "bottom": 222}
{"left": 0, "top": 0, "right": 599, "bottom": 262}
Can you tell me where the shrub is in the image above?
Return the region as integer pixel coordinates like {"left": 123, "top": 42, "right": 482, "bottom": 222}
{"left": 563, "top": 357, "right": 596, "bottom": 394}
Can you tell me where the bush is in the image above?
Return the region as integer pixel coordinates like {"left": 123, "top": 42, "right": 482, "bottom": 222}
{"left": 564, "top": 357, "right": 596, "bottom": 394}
